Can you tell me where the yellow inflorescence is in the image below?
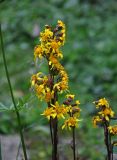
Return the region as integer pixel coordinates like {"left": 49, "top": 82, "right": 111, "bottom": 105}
{"left": 34, "top": 20, "right": 65, "bottom": 60}
{"left": 93, "top": 98, "right": 115, "bottom": 127}
{"left": 31, "top": 20, "right": 81, "bottom": 129}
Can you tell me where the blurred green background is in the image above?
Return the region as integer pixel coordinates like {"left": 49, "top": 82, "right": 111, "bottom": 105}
{"left": 0, "top": 0, "right": 117, "bottom": 159}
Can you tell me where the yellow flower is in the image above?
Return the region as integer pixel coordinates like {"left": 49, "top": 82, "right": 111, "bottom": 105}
{"left": 49, "top": 55, "right": 58, "bottom": 66}
{"left": 52, "top": 102, "right": 68, "bottom": 119}
{"left": 31, "top": 72, "right": 42, "bottom": 86}
{"left": 34, "top": 45, "right": 43, "bottom": 59}
{"left": 50, "top": 40, "right": 59, "bottom": 51}
{"left": 57, "top": 20, "right": 65, "bottom": 27}
{"left": 62, "top": 117, "right": 80, "bottom": 130}
{"left": 41, "top": 107, "right": 54, "bottom": 119}
{"left": 92, "top": 116, "right": 102, "bottom": 127}
{"left": 35, "top": 84, "right": 45, "bottom": 100}
{"left": 76, "top": 100, "right": 80, "bottom": 105}
{"left": 57, "top": 20, "right": 65, "bottom": 45}
{"left": 31, "top": 74, "right": 39, "bottom": 86}
{"left": 66, "top": 94, "right": 75, "bottom": 99}
{"left": 45, "top": 89, "right": 54, "bottom": 102}
{"left": 108, "top": 125, "right": 117, "bottom": 135}
{"left": 98, "top": 107, "right": 114, "bottom": 121}
{"left": 40, "top": 28, "right": 53, "bottom": 43}
{"left": 94, "top": 98, "right": 109, "bottom": 108}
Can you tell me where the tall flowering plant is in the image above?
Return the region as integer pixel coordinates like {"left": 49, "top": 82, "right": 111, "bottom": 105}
{"left": 93, "top": 98, "right": 117, "bottom": 160}
{"left": 31, "top": 20, "right": 81, "bottom": 160}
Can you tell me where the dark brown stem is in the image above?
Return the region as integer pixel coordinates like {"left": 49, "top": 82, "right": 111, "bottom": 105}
{"left": 48, "top": 102, "right": 53, "bottom": 146}
{"left": 52, "top": 88, "right": 58, "bottom": 160}
{"left": 72, "top": 127, "right": 76, "bottom": 160}
{"left": 48, "top": 61, "right": 58, "bottom": 160}
{"left": 109, "top": 134, "right": 113, "bottom": 160}
{"left": 49, "top": 117, "right": 53, "bottom": 145}
{"left": 104, "top": 122, "right": 112, "bottom": 160}
{"left": 52, "top": 117, "right": 58, "bottom": 160}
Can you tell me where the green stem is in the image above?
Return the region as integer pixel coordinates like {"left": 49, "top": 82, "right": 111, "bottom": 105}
{"left": 0, "top": 24, "right": 28, "bottom": 160}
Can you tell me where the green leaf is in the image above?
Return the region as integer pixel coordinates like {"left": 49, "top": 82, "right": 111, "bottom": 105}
{"left": 0, "top": 102, "right": 14, "bottom": 112}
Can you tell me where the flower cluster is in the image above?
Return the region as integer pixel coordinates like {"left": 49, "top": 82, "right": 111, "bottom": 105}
{"left": 93, "top": 97, "right": 117, "bottom": 158}
{"left": 41, "top": 101, "right": 69, "bottom": 119}
{"left": 31, "top": 20, "right": 81, "bottom": 129}
{"left": 62, "top": 94, "right": 81, "bottom": 130}
{"left": 93, "top": 98, "right": 114, "bottom": 127}
{"left": 108, "top": 125, "right": 117, "bottom": 135}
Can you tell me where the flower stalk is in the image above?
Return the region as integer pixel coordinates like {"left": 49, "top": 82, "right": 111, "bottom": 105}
{"left": 0, "top": 24, "right": 28, "bottom": 160}
{"left": 93, "top": 98, "right": 117, "bottom": 160}
{"left": 31, "top": 20, "right": 81, "bottom": 160}
{"left": 72, "top": 127, "right": 76, "bottom": 160}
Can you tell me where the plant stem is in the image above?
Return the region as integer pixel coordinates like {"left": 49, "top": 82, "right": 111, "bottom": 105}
{"left": 52, "top": 91, "right": 58, "bottom": 160}
{"left": 109, "top": 134, "right": 113, "bottom": 160}
{"left": 111, "top": 145, "right": 113, "bottom": 160}
{"left": 48, "top": 102, "right": 53, "bottom": 146}
{"left": 72, "top": 127, "right": 76, "bottom": 160}
{"left": 52, "top": 117, "right": 58, "bottom": 160}
{"left": 48, "top": 62, "right": 58, "bottom": 160}
{"left": 0, "top": 24, "right": 28, "bottom": 160}
{"left": 49, "top": 117, "right": 53, "bottom": 145}
{"left": 0, "top": 139, "right": 2, "bottom": 160}
{"left": 104, "top": 123, "right": 111, "bottom": 160}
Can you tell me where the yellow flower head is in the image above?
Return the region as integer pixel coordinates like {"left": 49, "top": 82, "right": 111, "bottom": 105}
{"left": 94, "top": 98, "right": 109, "bottom": 108}
{"left": 76, "top": 100, "right": 80, "bottom": 105}
{"left": 40, "top": 28, "right": 53, "bottom": 43}
{"left": 31, "top": 73, "right": 40, "bottom": 86}
{"left": 66, "top": 94, "right": 75, "bottom": 99}
{"left": 35, "top": 84, "right": 45, "bottom": 100}
{"left": 108, "top": 125, "right": 117, "bottom": 135}
{"left": 41, "top": 107, "right": 54, "bottom": 119}
{"left": 92, "top": 116, "right": 102, "bottom": 127}
{"left": 45, "top": 88, "right": 54, "bottom": 102}
{"left": 34, "top": 45, "right": 43, "bottom": 59}
{"left": 62, "top": 117, "right": 80, "bottom": 130}
{"left": 52, "top": 102, "right": 68, "bottom": 119}
{"left": 99, "top": 107, "right": 114, "bottom": 121}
